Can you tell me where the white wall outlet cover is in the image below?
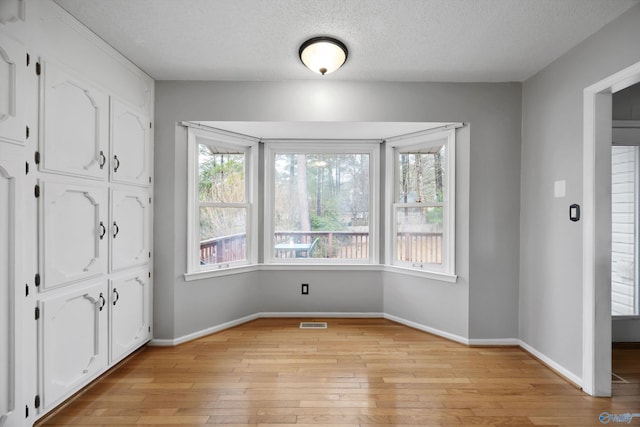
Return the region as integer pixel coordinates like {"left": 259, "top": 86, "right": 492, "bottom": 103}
{"left": 554, "top": 180, "right": 566, "bottom": 198}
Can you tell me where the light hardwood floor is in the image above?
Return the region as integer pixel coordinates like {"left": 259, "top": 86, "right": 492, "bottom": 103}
{"left": 37, "top": 318, "right": 640, "bottom": 426}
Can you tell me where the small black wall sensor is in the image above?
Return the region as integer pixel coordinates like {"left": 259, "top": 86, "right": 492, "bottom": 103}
{"left": 569, "top": 204, "right": 580, "bottom": 222}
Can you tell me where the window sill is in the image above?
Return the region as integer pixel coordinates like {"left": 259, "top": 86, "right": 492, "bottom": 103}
{"left": 184, "top": 263, "right": 457, "bottom": 284}
{"left": 383, "top": 265, "right": 458, "bottom": 283}
{"left": 261, "top": 263, "right": 381, "bottom": 271}
{"left": 184, "top": 264, "right": 259, "bottom": 282}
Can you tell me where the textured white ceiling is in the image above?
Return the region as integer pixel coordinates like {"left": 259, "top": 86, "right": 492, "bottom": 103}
{"left": 54, "top": 0, "right": 639, "bottom": 82}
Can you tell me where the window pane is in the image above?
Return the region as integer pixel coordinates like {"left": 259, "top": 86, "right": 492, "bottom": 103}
{"left": 397, "top": 144, "right": 446, "bottom": 203}
{"left": 199, "top": 144, "right": 245, "bottom": 203}
{"left": 273, "top": 153, "right": 369, "bottom": 259}
{"left": 199, "top": 207, "right": 246, "bottom": 265}
{"left": 395, "top": 206, "right": 443, "bottom": 265}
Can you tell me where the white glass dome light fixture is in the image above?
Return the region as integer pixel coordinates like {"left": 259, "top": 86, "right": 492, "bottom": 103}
{"left": 299, "top": 36, "right": 348, "bottom": 75}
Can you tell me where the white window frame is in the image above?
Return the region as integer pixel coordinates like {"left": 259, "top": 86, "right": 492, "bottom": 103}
{"left": 264, "top": 140, "right": 380, "bottom": 264}
{"left": 185, "top": 123, "right": 259, "bottom": 275}
{"left": 385, "top": 127, "right": 458, "bottom": 281}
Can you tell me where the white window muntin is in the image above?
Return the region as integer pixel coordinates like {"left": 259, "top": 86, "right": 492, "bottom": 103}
{"left": 264, "top": 140, "right": 380, "bottom": 264}
{"left": 186, "top": 124, "right": 259, "bottom": 273}
{"left": 386, "top": 128, "right": 456, "bottom": 275}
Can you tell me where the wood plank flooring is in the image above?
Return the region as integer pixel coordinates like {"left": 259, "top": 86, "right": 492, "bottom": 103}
{"left": 36, "top": 318, "right": 640, "bottom": 426}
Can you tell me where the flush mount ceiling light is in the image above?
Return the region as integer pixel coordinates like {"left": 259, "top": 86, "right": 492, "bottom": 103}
{"left": 299, "top": 36, "right": 348, "bottom": 75}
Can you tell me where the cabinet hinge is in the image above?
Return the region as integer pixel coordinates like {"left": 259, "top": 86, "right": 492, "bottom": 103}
{"left": 34, "top": 306, "right": 40, "bottom": 320}
{"left": 25, "top": 162, "right": 29, "bottom": 175}
{"left": 26, "top": 125, "right": 30, "bottom": 139}
{"left": 34, "top": 395, "right": 40, "bottom": 409}
{"left": 35, "top": 62, "right": 41, "bottom": 76}
{"left": 25, "top": 404, "right": 29, "bottom": 418}
{"left": 35, "top": 273, "right": 40, "bottom": 287}
{"left": 34, "top": 185, "right": 40, "bottom": 198}
{"left": 26, "top": 53, "right": 30, "bottom": 67}
{"left": 25, "top": 284, "right": 29, "bottom": 297}
{"left": 34, "top": 150, "right": 40, "bottom": 164}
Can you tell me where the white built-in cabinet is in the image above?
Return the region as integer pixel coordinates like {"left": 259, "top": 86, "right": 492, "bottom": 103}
{"left": 39, "top": 60, "right": 109, "bottom": 180}
{"left": 110, "top": 188, "right": 151, "bottom": 272}
{"left": 110, "top": 99, "right": 151, "bottom": 186}
{"left": 0, "top": 33, "right": 30, "bottom": 147}
{"left": 39, "top": 180, "right": 108, "bottom": 290}
{"left": 0, "top": 145, "right": 25, "bottom": 427}
{"left": 38, "top": 280, "right": 109, "bottom": 409}
{"left": 35, "top": 62, "right": 153, "bottom": 412}
{"left": 0, "top": 3, "right": 154, "bottom": 425}
{"left": 109, "top": 270, "right": 150, "bottom": 363}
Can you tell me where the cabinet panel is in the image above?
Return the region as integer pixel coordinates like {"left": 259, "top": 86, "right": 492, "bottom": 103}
{"left": 0, "top": 149, "right": 20, "bottom": 426}
{"left": 110, "top": 271, "right": 150, "bottom": 363}
{"left": 40, "top": 281, "right": 108, "bottom": 409}
{"left": 110, "top": 188, "right": 150, "bottom": 272}
{"left": 0, "top": 33, "right": 31, "bottom": 146}
{"left": 110, "top": 98, "right": 150, "bottom": 186}
{"left": 0, "top": 0, "right": 25, "bottom": 24}
{"left": 39, "top": 60, "right": 108, "bottom": 179}
{"left": 40, "top": 180, "right": 108, "bottom": 290}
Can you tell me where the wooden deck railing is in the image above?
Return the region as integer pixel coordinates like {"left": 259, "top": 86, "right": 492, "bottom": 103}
{"left": 396, "top": 232, "right": 442, "bottom": 264}
{"left": 199, "top": 233, "right": 247, "bottom": 265}
{"left": 273, "top": 231, "right": 369, "bottom": 259}
{"left": 200, "top": 231, "right": 443, "bottom": 263}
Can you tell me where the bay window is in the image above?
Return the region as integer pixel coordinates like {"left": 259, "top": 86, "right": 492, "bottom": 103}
{"left": 265, "top": 141, "right": 379, "bottom": 263}
{"left": 386, "top": 128, "right": 456, "bottom": 279}
{"left": 186, "top": 124, "right": 258, "bottom": 273}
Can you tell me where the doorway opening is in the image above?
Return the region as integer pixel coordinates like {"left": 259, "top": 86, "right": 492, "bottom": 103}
{"left": 584, "top": 61, "right": 640, "bottom": 397}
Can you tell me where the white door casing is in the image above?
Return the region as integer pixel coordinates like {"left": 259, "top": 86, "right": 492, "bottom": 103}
{"left": 39, "top": 60, "right": 108, "bottom": 180}
{"left": 40, "top": 180, "right": 108, "bottom": 290}
{"left": 110, "top": 98, "right": 151, "bottom": 187}
{"left": 583, "top": 60, "right": 640, "bottom": 396}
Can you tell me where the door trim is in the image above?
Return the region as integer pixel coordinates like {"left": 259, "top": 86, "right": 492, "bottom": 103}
{"left": 583, "top": 60, "right": 640, "bottom": 396}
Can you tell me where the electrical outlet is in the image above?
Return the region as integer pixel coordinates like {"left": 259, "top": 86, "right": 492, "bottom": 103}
{"left": 301, "top": 283, "right": 309, "bottom": 295}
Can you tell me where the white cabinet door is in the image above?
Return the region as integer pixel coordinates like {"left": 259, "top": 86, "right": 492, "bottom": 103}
{"left": 110, "top": 270, "right": 150, "bottom": 363}
{"left": 39, "top": 60, "right": 108, "bottom": 179}
{"left": 110, "top": 98, "right": 151, "bottom": 186}
{"left": 0, "top": 33, "right": 32, "bottom": 146}
{"left": 0, "top": 147, "right": 23, "bottom": 427}
{"left": 110, "top": 188, "right": 150, "bottom": 272}
{"left": 40, "top": 180, "right": 108, "bottom": 290}
{"left": 39, "top": 280, "right": 108, "bottom": 410}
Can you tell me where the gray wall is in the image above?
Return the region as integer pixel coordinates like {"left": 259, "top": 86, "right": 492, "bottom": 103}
{"left": 520, "top": 5, "right": 640, "bottom": 377}
{"left": 154, "top": 80, "right": 521, "bottom": 342}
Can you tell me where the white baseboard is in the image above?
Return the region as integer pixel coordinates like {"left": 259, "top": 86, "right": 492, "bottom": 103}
{"left": 519, "top": 339, "right": 583, "bottom": 388}
{"left": 383, "top": 313, "right": 470, "bottom": 345}
{"left": 148, "top": 313, "right": 260, "bottom": 346}
{"left": 468, "top": 338, "right": 520, "bottom": 346}
{"left": 258, "top": 311, "right": 384, "bottom": 319}
{"left": 148, "top": 312, "right": 584, "bottom": 391}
